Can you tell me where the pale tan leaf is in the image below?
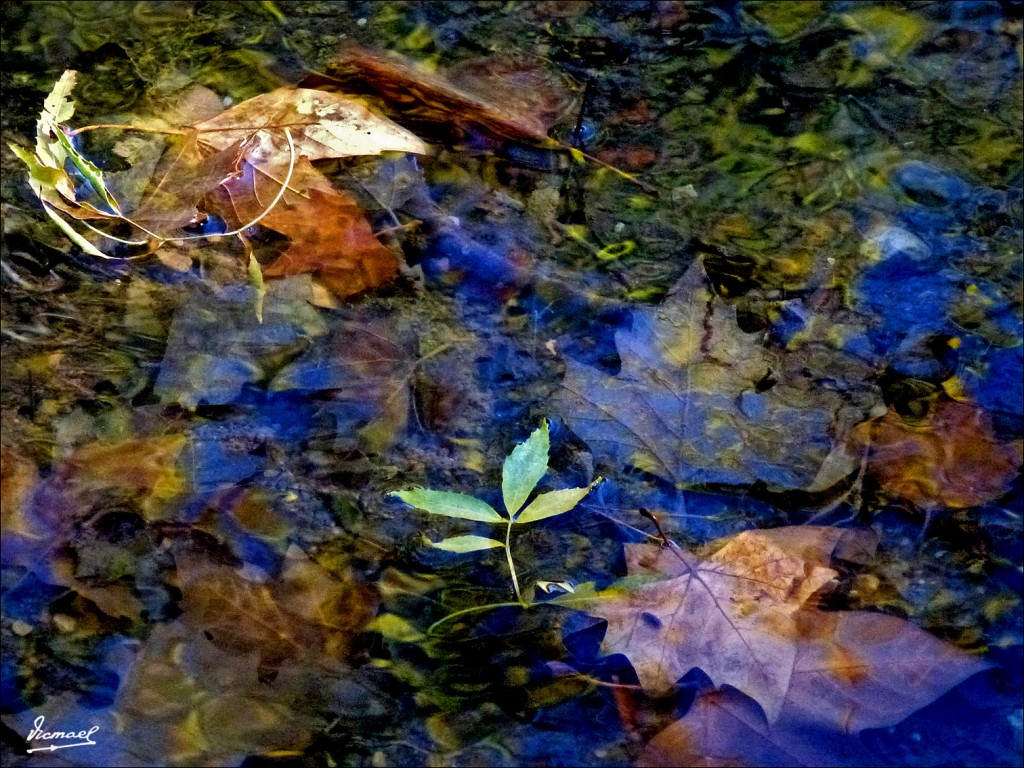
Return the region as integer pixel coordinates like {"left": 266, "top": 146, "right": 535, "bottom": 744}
{"left": 192, "top": 87, "right": 427, "bottom": 163}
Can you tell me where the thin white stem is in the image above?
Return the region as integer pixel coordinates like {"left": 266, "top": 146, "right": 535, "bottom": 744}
{"left": 504, "top": 519, "right": 525, "bottom": 606}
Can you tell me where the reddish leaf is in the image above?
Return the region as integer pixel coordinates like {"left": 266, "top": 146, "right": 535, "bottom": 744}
{"left": 313, "top": 48, "right": 578, "bottom": 145}
{"left": 849, "top": 399, "right": 1023, "bottom": 509}
{"left": 208, "top": 156, "right": 398, "bottom": 299}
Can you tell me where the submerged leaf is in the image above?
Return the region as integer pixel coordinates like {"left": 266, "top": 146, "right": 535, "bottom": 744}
{"left": 502, "top": 419, "right": 550, "bottom": 516}
{"left": 390, "top": 488, "right": 505, "bottom": 523}
{"left": 209, "top": 156, "right": 399, "bottom": 299}
{"left": 849, "top": 399, "right": 1022, "bottom": 509}
{"left": 317, "top": 49, "right": 577, "bottom": 145}
{"left": 367, "top": 614, "right": 426, "bottom": 642}
{"left": 556, "top": 260, "right": 880, "bottom": 490}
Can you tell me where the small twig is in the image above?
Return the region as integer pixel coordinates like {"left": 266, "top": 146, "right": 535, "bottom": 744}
{"left": 639, "top": 508, "right": 677, "bottom": 549}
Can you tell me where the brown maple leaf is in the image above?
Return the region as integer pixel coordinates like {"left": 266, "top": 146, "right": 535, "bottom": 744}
{"left": 577, "top": 526, "right": 989, "bottom": 726}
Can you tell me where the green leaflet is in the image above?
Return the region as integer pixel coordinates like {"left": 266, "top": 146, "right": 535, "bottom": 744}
{"left": 8, "top": 143, "right": 70, "bottom": 200}
{"left": 515, "top": 479, "right": 602, "bottom": 524}
{"left": 389, "top": 489, "right": 504, "bottom": 523}
{"left": 36, "top": 70, "right": 77, "bottom": 170}
{"left": 55, "top": 129, "right": 122, "bottom": 215}
{"left": 41, "top": 203, "right": 107, "bottom": 259}
{"left": 425, "top": 534, "right": 505, "bottom": 553}
{"left": 502, "top": 419, "right": 549, "bottom": 515}
{"left": 247, "top": 253, "right": 266, "bottom": 324}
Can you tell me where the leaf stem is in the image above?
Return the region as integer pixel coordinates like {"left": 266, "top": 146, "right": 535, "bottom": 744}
{"left": 505, "top": 519, "right": 525, "bottom": 606}
{"left": 68, "top": 124, "right": 187, "bottom": 137}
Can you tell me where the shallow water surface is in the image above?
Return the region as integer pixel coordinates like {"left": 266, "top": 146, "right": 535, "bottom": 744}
{"left": 1, "top": 2, "right": 1022, "bottom": 766}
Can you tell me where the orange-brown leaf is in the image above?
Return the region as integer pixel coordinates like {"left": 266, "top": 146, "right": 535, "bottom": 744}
{"left": 849, "top": 399, "right": 1022, "bottom": 509}
{"left": 208, "top": 156, "right": 398, "bottom": 299}
{"left": 60, "top": 434, "right": 188, "bottom": 520}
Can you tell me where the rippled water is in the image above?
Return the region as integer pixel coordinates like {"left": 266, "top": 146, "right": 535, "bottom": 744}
{"left": 2, "top": 2, "right": 1021, "bottom": 766}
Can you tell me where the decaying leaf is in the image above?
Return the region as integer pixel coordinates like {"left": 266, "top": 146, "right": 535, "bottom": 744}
{"left": 578, "top": 526, "right": 989, "bottom": 726}
{"left": 0, "top": 445, "right": 40, "bottom": 539}
{"left": 555, "top": 260, "right": 880, "bottom": 490}
{"left": 270, "top": 313, "right": 420, "bottom": 451}
{"left": 849, "top": 399, "right": 1022, "bottom": 509}
{"left": 117, "top": 622, "right": 315, "bottom": 765}
{"left": 192, "top": 85, "right": 427, "bottom": 163}
{"left": 176, "top": 547, "right": 376, "bottom": 680}
{"left": 638, "top": 604, "right": 994, "bottom": 768}
{"left": 57, "top": 434, "right": 188, "bottom": 521}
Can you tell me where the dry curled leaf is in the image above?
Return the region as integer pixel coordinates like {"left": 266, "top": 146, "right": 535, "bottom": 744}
{"left": 192, "top": 85, "right": 427, "bottom": 163}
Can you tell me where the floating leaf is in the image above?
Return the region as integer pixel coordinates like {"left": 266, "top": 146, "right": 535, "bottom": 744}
{"left": 514, "top": 479, "right": 601, "bottom": 524}
{"left": 502, "top": 419, "right": 550, "bottom": 516}
{"left": 390, "top": 489, "right": 504, "bottom": 523}
{"left": 425, "top": 534, "right": 505, "bottom": 553}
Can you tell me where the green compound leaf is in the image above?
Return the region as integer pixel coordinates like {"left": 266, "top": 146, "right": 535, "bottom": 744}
{"left": 502, "top": 419, "right": 550, "bottom": 516}
{"left": 425, "top": 534, "right": 506, "bottom": 553}
{"left": 390, "top": 489, "right": 504, "bottom": 523}
{"left": 514, "top": 478, "right": 602, "bottom": 524}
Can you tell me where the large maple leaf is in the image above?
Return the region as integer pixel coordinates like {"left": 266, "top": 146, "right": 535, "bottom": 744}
{"left": 576, "top": 526, "right": 989, "bottom": 727}
{"left": 554, "top": 260, "right": 881, "bottom": 490}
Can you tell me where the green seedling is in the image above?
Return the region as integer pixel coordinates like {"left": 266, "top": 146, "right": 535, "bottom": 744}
{"left": 389, "top": 420, "right": 601, "bottom": 607}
